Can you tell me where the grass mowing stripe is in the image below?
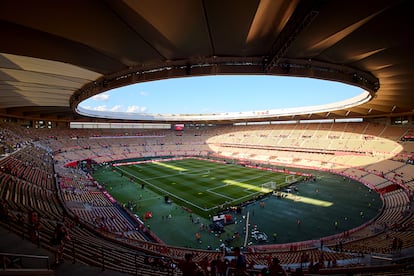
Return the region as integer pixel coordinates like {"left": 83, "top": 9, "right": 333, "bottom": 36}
{"left": 116, "top": 166, "right": 211, "bottom": 212}
{"left": 206, "top": 188, "right": 236, "bottom": 201}
{"left": 115, "top": 158, "right": 296, "bottom": 216}
{"left": 120, "top": 162, "right": 235, "bottom": 211}
{"left": 92, "top": 161, "right": 382, "bottom": 248}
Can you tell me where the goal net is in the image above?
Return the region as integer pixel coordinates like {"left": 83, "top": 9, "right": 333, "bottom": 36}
{"left": 285, "top": 175, "right": 297, "bottom": 184}
{"left": 261, "top": 181, "right": 277, "bottom": 193}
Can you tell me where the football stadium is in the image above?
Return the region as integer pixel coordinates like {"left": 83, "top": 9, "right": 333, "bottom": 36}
{"left": 1, "top": 1, "right": 414, "bottom": 275}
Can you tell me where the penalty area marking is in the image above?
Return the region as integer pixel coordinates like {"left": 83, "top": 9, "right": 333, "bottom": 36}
{"left": 206, "top": 187, "right": 237, "bottom": 201}
{"left": 116, "top": 166, "right": 228, "bottom": 212}
{"left": 116, "top": 166, "right": 209, "bottom": 211}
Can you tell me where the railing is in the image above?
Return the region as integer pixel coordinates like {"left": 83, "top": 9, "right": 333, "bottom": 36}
{"left": 67, "top": 237, "right": 177, "bottom": 276}
{"left": 0, "top": 252, "right": 50, "bottom": 272}
{"left": 0, "top": 218, "right": 178, "bottom": 276}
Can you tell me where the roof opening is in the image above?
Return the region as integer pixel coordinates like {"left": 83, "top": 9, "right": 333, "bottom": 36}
{"left": 78, "top": 75, "right": 368, "bottom": 121}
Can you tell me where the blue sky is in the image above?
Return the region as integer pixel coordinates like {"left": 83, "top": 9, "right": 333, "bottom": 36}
{"left": 80, "top": 75, "right": 363, "bottom": 114}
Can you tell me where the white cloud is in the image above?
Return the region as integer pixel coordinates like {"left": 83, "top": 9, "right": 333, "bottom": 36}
{"left": 91, "top": 93, "right": 110, "bottom": 101}
{"left": 93, "top": 105, "right": 107, "bottom": 111}
{"left": 110, "top": 105, "right": 122, "bottom": 112}
{"left": 79, "top": 103, "right": 148, "bottom": 113}
{"left": 126, "top": 105, "right": 147, "bottom": 113}
{"left": 139, "top": 91, "right": 148, "bottom": 96}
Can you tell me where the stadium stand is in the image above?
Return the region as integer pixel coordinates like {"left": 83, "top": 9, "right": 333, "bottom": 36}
{"left": 2, "top": 1, "right": 414, "bottom": 274}
{"left": 1, "top": 121, "right": 414, "bottom": 275}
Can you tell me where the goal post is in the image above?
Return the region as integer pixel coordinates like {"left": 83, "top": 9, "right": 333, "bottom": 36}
{"left": 261, "top": 181, "right": 277, "bottom": 193}
{"left": 285, "top": 175, "right": 297, "bottom": 184}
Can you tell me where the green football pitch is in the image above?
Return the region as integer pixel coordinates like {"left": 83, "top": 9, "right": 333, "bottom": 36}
{"left": 92, "top": 158, "right": 382, "bottom": 250}
{"left": 114, "top": 158, "right": 294, "bottom": 215}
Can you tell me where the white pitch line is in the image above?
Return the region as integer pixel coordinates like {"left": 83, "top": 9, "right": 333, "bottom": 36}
{"left": 207, "top": 188, "right": 235, "bottom": 200}
{"left": 116, "top": 164, "right": 275, "bottom": 212}
{"left": 116, "top": 166, "right": 213, "bottom": 212}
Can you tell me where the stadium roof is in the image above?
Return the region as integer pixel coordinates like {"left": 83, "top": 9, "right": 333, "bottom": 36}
{"left": 0, "top": 0, "right": 413, "bottom": 124}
